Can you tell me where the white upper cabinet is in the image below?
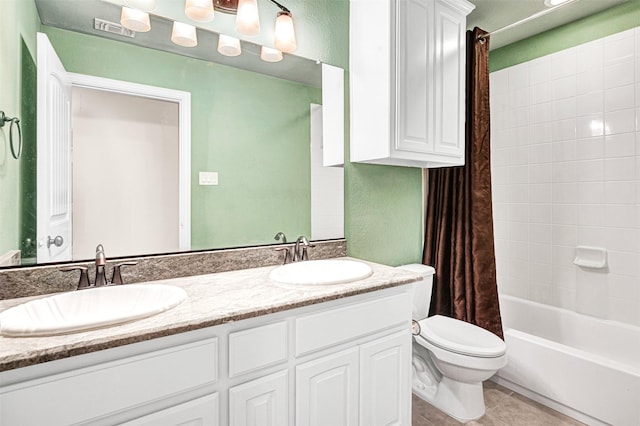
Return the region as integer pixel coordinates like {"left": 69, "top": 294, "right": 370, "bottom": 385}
{"left": 349, "top": 0, "right": 474, "bottom": 168}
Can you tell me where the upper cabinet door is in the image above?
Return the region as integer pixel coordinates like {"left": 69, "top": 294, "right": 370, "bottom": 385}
{"left": 395, "top": 0, "right": 434, "bottom": 155}
{"left": 433, "top": 0, "right": 469, "bottom": 158}
{"left": 350, "top": 0, "right": 474, "bottom": 168}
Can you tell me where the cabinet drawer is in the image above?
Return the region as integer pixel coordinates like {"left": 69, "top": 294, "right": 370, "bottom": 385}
{"left": 295, "top": 292, "right": 410, "bottom": 356}
{"left": 229, "top": 321, "right": 288, "bottom": 377}
{"left": 122, "top": 393, "right": 219, "bottom": 426}
{"left": 0, "top": 338, "right": 218, "bottom": 426}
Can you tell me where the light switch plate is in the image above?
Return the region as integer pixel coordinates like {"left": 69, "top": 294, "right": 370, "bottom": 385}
{"left": 199, "top": 171, "right": 219, "bottom": 186}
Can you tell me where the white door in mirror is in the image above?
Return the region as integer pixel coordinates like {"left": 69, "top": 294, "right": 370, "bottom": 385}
{"left": 0, "top": 284, "right": 187, "bottom": 337}
{"left": 269, "top": 259, "right": 373, "bottom": 286}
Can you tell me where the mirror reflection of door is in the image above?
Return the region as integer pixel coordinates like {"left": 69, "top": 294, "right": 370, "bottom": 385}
{"left": 36, "top": 32, "right": 72, "bottom": 263}
{"left": 71, "top": 88, "right": 180, "bottom": 260}
{"left": 37, "top": 32, "right": 188, "bottom": 263}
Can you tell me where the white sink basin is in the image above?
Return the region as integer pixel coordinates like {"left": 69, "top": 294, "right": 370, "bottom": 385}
{"left": 0, "top": 284, "right": 187, "bottom": 337}
{"left": 269, "top": 259, "right": 373, "bottom": 286}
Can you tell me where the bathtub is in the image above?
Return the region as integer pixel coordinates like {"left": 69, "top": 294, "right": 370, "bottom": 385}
{"left": 493, "top": 295, "right": 640, "bottom": 426}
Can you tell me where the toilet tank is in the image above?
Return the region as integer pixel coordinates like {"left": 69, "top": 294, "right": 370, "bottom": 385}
{"left": 397, "top": 264, "right": 436, "bottom": 320}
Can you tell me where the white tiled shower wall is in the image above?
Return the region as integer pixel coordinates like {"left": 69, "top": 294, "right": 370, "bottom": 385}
{"left": 490, "top": 27, "right": 640, "bottom": 327}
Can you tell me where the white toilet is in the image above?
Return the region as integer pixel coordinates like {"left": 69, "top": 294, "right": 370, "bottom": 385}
{"left": 399, "top": 264, "right": 507, "bottom": 422}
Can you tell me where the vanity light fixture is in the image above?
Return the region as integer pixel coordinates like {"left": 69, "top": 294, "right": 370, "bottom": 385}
{"left": 183, "top": 0, "right": 297, "bottom": 53}
{"left": 171, "top": 21, "right": 198, "bottom": 47}
{"left": 235, "top": 0, "right": 261, "bottom": 35}
{"left": 218, "top": 34, "right": 242, "bottom": 56}
{"left": 185, "top": 0, "right": 215, "bottom": 22}
{"left": 260, "top": 46, "right": 283, "bottom": 62}
{"left": 120, "top": 6, "right": 151, "bottom": 32}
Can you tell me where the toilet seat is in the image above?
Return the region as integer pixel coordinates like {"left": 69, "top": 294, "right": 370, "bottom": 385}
{"left": 417, "top": 315, "right": 506, "bottom": 358}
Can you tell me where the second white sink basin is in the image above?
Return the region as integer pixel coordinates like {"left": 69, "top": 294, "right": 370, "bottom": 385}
{"left": 0, "top": 284, "right": 187, "bottom": 337}
{"left": 269, "top": 259, "right": 373, "bottom": 286}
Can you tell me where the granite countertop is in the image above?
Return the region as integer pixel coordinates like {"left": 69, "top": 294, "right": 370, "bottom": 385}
{"left": 0, "top": 258, "right": 421, "bottom": 372}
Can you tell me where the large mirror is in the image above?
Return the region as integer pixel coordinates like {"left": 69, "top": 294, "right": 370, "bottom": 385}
{"left": 0, "top": 0, "right": 344, "bottom": 267}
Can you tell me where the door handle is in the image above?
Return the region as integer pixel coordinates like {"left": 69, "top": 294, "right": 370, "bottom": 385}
{"left": 47, "top": 235, "right": 64, "bottom": 248}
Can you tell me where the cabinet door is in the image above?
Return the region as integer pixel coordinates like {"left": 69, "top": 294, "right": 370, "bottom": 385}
{"left": 229, "top": 370, "right": 288, "bottom": 426}
{"left": 296, "top": 347, "right": 359, "bottom": 426}
{"left": 122, "top": 393, "right": 219, "bottom": 426}
{"left": 396, "top": 0, "right": 435, "bottom": 156}
{"left": 433, "top": 0, "right": 467, "bottom": 161}
{"left": 360, "top": 331, "right": 412, "bottom": 426}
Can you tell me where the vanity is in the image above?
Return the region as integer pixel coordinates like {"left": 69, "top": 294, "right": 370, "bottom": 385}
{"left": 0, "top": 259, "right": 420, "bottom": 426}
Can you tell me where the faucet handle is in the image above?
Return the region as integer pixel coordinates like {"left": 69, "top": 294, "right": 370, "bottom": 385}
{"left": 111, "top": 261, "right": 138, "bottom": 285}
{"left": 275, "top": 247, "right": 293, "bottom": 265}
{"left": 60, "top": 266, "right": 91, "bottom": 290}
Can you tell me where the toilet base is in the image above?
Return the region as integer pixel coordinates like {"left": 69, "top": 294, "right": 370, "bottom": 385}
{"left": 413, "top": 368, "right": 486, "bottom": 423}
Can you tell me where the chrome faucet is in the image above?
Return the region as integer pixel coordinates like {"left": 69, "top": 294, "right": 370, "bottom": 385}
{"left": 293, "top": 235, "right": 315, "bottom": 262}
{"left": 274, "top": 235, "right": 315, "bottom": 264}
{"left": 274, "top": 231, "right": 287, "bottom": 243}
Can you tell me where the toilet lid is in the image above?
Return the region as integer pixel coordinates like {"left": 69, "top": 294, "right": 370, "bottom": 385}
{"left": 417, "top": 315, "right": 506, "bottom": 358}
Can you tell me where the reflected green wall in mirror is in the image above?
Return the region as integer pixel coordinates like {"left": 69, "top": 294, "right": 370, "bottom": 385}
{"left": 0, "top": 0, "right": 39, "bottom": 260}
{"left": 43, "top": 26, "right": 320, "bottom": 252}
{"left": 0, "top": 0, "right": 427, "bottom": 269}
{"left": 19, "top": 39, "right": 37, "bottom": 261}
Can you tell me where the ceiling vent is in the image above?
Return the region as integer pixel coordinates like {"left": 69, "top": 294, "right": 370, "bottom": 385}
{"left": 94, "top": 18, "right": 136, "bottom": 38}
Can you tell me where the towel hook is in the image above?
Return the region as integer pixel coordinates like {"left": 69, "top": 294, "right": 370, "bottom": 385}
{"left": 0, "top": 111, "right": 22, "bottom": 160}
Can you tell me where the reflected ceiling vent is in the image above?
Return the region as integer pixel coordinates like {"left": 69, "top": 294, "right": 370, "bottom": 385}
{"left": 94, "top": 18, "right": 136, "bottom": 38}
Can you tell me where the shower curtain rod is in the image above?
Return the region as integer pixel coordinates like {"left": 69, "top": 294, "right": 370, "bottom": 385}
{"left": 479, "top": 0, "right": 581, "bottom": 39}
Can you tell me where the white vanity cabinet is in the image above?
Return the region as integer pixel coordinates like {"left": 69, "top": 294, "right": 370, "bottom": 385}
{"left": 0, "top": 286, "right": 412, "bottom": 426}
{"left": 350, "top": 0, "right": 474, "bottom": 168}
{"left": 295, "top": 290, "right": 412, "bottom": 426}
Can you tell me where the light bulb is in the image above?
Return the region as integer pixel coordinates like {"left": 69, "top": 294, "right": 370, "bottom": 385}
{"left": 235, "top": 0, "right": 260, "bottom": 36}
{"left": 274, "top": 11, "right": 296, "bottom": 53}
{"left": 218, "top": 34, "right": 241, "bottom": 56}
{"left": 120, "top": 7, "right": 151, "bottom": 32}
{"left": 171, "top": 21, "right": 198, "bottom": 47}
{"left": 260, "top": 46, "right": 283, "bottom": 62}
{"left": 185, "top": 0, "right": 215, "bottom": 23}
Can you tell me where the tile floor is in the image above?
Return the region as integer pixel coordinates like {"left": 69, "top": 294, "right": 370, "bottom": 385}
{"left": 412, "top": 381, "right": 586, "bottom": 425}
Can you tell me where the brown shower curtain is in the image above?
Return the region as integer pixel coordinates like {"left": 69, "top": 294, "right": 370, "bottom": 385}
{"left": 423, "top": 27, "right": 503, "bottom": 339}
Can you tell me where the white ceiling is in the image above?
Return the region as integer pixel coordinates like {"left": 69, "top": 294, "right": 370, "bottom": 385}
{"left": 35, "top": 0, "right": 632, "bottom": 65}
{"left": 466, "top": 0, "right": 630, "bottom": 50}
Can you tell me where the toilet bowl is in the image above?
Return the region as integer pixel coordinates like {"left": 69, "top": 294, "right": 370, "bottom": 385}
{"left": 398, "top": 264, "right": 507, "bottom": 423}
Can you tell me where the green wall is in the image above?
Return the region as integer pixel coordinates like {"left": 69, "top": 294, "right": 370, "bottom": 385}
{"left": 490, "top": 0, "right": 640, "bottom": 72}
{"left": 44, "top": 26, "right": 320, "bottom": 250}
{"left": 19, "top": 39, "right": 38, "bottom": 261}
{"left": 0, "top": 0, "right": 39, "bottom": 259}
{"left": 44, "top": 0, "right": 426, "bottom": 266}
{"left": 2, "top": 0, "right": 425, "bottom": 267}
